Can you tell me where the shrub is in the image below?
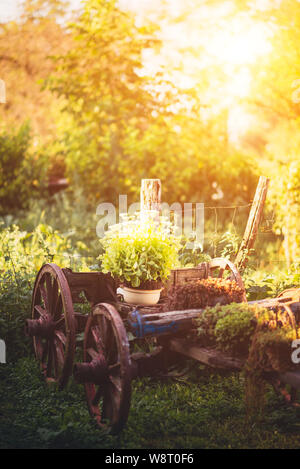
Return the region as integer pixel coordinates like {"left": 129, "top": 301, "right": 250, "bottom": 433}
{"left": 0, "top": 123, "right": 47, "bottom": 215}
{"left": 196, "top": 302, "right": 259, "bottom": 355}
{"left": 0, "top": 223, "right": 89, "bottom": 361}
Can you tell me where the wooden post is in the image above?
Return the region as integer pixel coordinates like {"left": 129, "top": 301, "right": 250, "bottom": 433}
{"left": 140, "top": 179, "right": 161, "bottom": 213}
{"left": 235, "top": 176, "right": 269, "bottom": 270}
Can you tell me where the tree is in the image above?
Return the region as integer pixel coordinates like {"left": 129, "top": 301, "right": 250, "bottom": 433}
{"left": 48, "top": 0, "right": 258, "bottom": 210}
{"left": 0, "top": 123, "right": 47, "bottom": 214}
{"left": 0, "top": 0, "right": 71, "bottom": 137}
{"left": 240, "top": 0, "right": 300, "bottom": 266}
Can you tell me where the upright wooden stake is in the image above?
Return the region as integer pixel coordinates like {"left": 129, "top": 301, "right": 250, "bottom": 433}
{"left": 235, "top": 176, "right": 269, "bottom": 270}
{"left": 140, "top": 179, "right": 161, "bottom": 213}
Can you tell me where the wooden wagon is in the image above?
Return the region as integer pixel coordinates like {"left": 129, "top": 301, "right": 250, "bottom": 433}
{"left": 25, "top": 177, "right": 300, "bottom": 433}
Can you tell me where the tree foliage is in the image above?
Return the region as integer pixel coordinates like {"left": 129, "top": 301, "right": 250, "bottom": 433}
{"left": 0, "top": 124, "right": 47, "bottom": 214}
{"left": 47, "top": 0, "right": 258, "bottom": 208}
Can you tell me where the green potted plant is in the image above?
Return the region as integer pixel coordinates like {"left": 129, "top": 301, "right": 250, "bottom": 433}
{"left": 99, "top": 212, "right": 180, "bottom": 305}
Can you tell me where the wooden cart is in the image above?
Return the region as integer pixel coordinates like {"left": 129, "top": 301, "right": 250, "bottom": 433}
{"left": 25, "top": 257, "right": 300, "bottom": 434}
{"left": 25, "top": 176, "right": 300, "bottom": 433}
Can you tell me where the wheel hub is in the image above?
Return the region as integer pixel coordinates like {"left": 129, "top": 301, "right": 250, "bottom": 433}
{"left": 25, "top": 316, "right": 56, "bottom": 339}
{"left": 73, "top": 354, "right": 109, "bottom": 385}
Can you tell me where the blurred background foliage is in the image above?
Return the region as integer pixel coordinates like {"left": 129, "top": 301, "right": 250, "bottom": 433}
{"left": 0, "top": 0, "right": 300, "bottom": 449}
{"left": 0, "top": 0, "right": 299, "bottom": 267}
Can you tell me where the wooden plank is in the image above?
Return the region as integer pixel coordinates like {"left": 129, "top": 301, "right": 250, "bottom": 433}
{"left": 168, "top": 338, "right": 244, "bottom": 370}
{"left": 169, "top": 263, "right": 207, "bottom": 287}
{"left": 235, "top": 176, "right": 269, "bottom": 270}
{"left": 140, "top": 179, "right": 161, "bottom": 213}
{"left": 140, "top": 308, "right": 204, "bottom": 321}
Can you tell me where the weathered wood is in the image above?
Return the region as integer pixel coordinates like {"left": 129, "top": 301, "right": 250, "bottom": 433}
{"left": 235, "top": 176, "right": 269, "bottom": 270}
{"left": 0, "top": 79, "right": 6, "bottom": 104}
{"left": 128, "top": 308, "right": 203, "bottom": 338}
{"left": 138, "top": 308, "right": 203, "bottom": 322}
{"left": 168, "top": 338, "right": 244, "bottom": 370}
{"left": 62, "top": 269, "right": 117, "bottom": 304}
{"left": 161, "top": 263, "right": 208, "bottom": 298}
{"left": 140, "top": 179, "right": 161, "bottom": 213}
{"left": 169, "top": 263, "right": 207, "bottom": 287}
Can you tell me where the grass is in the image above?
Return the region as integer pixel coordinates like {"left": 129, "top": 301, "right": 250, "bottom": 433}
{"left": 1, "top": 356, "right": 300, "bottom": 449}
{"left": 1, "top": 223, "right": 300, "bottom": 449}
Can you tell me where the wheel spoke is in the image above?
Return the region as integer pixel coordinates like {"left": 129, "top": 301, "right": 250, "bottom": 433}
{"left": 41, "top": 340, "right": 48, "bottom": 364}
{"left": 53, "top": 293, "right": 63, "bottom": 321}
{"left": 92, "top": 386, "right": 104, "bottom": 406}
{"left": 35, "top": 338, "right": 44, "bottom": 361}
{"left": 91, "top": 325, "right": 104, "bottom": 352}
{"left": 87, "top": 347, "right": 99, "bottom": 360}
{"left": 218, "top": 267, "right": 225, "bottom": 278}
{"left": 55, "top": 330, "right": 67, "bottom": 346}
{"left": 106, "top": 340, "right": 118, "bottom": 365}
{"left": 98, "top": 316, "right": 115, "bottom": 361}
{"left": 100, "top": 315, "right": 109, "bottom": 342}
{"left": 46, "top": 341, "right": 54, "bottom": 377}
{"left": 290, "top": 387, "right": 298, "bottom": 403}
{"left": 45, "top": 274, "right": 53, "bottom": 310}
{"left": 55, "top": 315, "right": 65, "bottom": 329}
{"left": 53, "top": 337, "right": 64, "bottom": 370}
{"left": 39, "top": 282, "right": 49, "bottom": 312}
{"left": 109, "top": 362, "right": 120, "bottom": 373}
{"left": 109, "top": 375, "right": 122, "bottom": 393}
{"left": 50, "top": 280, "right": 59, "bottom": 317}
{"left": 34, "top": 305, "right": 47, "bottom": 319}
{"left": 103, "top": 390, "right": 116, "bottom": 423}
{"left": 103, "top": 384, "right": 121, "bottom": 423}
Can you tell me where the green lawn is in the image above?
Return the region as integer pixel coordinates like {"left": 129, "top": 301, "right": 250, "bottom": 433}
{"left": 1, "top": 356, "right": 300, "bottom": 449}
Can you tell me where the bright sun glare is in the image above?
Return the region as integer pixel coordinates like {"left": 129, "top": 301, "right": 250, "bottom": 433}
{"left": 164, "top": 16, "right": 271, "bottom": 137}
{"left": 206, "top": 19, "right": 272, "bottom": 66}
{"left": 126, "top": 0, "right": 273, "bottom": 139}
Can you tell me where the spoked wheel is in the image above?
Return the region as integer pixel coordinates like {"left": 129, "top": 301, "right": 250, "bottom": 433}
{"left": 207, "top": 257, "right": 247, "bottom": 300}
{"left": 25, "top": 263, "right": 76, "bottom": 389}
{"left": 74, "top": 303, "right": 131, "bottom": 434}
{"left": 267, "top": 303, "right": 299, "bottom": 406}
{"left": 269, "top": 376, "right": 300, "bottom": 407}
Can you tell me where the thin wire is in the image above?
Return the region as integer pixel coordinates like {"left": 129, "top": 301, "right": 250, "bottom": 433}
{"left": 205, "top": 203, "right": 252, "bottom": 210}
{"left": 170, "top": 204, "right": 252, "bottom": 213}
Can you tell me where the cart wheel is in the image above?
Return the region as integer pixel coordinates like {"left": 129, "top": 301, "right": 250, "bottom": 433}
{"left": 277, "top": 288, "right": 300, "bottom": 302}
{"left": 25, "top": 263, "right": 76, "bottom": 389}
{"left": 207, "top": 257, "right": 246, "bottom": 300}
{"left": 267, "top": 302, "right": 299, "bottom": 406}
{"left": 269, "top": 377, "right": 300, "bottom": 407}
{"left": 76, "top": 303, "right": 131, "bottom": 434}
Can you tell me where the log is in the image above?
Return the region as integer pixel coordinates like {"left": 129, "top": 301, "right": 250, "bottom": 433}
{"left": 136, "top": 308, "right": 204, "bottom": 322}
{"left": 235, "top": 176, "right": 269, "bottom": 270}
{"left": 140, "top": 179, "right": 161, "bottom": 213}
{"left": 168, "top": 338, "right": 244, "bottom": 370}
{"left": 127, "top": 308, "right": 203, "bottom": 338}
{"left": 0, "top": 79, "right": 6, "bottom": 104}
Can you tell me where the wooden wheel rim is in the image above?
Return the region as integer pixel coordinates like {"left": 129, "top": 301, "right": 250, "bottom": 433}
{"left": 270, "top": 376, "right": 300, "bottom": 407}
{"left": 31, "top": 263, "right": 76, "bottom": 389}
{"left": 277, "top": 288, "right": 300, "bottom": 302}
{"left": 207, "top": 257, "right": 247, "bottom": 301}
{"left": 83, "top": 303, "right": 131, "bottom": 434}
